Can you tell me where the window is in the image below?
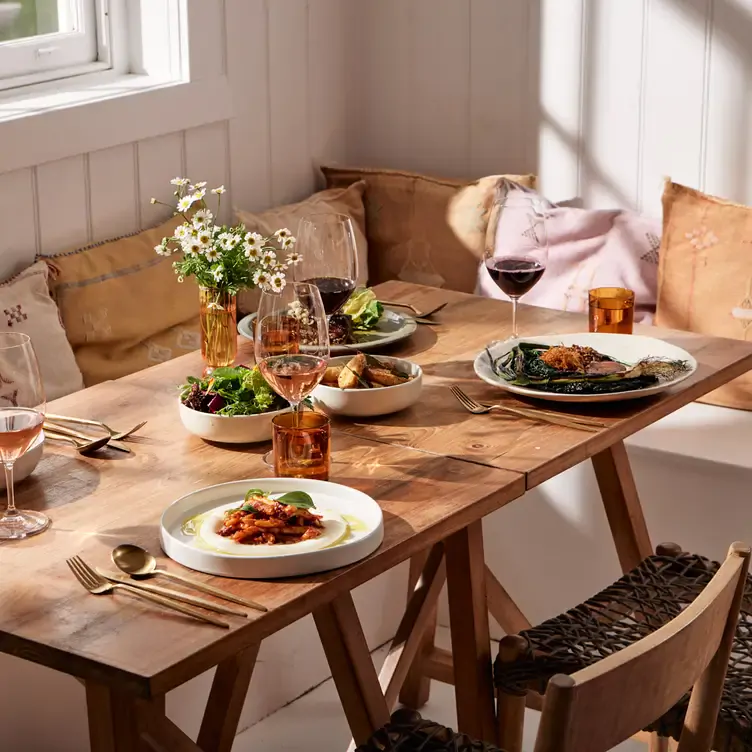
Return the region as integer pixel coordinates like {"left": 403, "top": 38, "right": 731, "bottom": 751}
{"left": 0, "top": 0, "right": 107, "bottom": 90}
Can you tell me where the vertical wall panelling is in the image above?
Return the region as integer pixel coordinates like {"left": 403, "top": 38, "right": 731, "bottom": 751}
{"left": 638, "top": 0, "right": 712, "bottom": 215}
{"left": 406, "top": 0, "right": 471, "bottom": 178}
{"left": 184, "top": 122, "right": 231, "bottom": 224}
{"left": 185, "top": 0, "right": 226, "bottom": 81}
{"left": 704, "top": 0, "right": 752, "bottom": 204}
{"left": 136, "top": 133, "right": 185, "bottom": 230}
{"left": 268, "top": 0, "right": 316, "bottom": 206}
{"left": 578, "top": 0, "right": 645, "bottom": 209}
{"left": 308, "top": 0, "right": 348, "bottom": 173}
{"left": 469, "top": 0, "right": 531, "bottom": 177}
{"left": 225, "top": 0, "right": 272, "bottom": 214}
{"left": 536, "top": 0, "right": 585, "bottom": 202}
{"left": 344, "top": 0, "right": 412, "bottom": 169}
{"left": 0, "top": 170, "right": 38, "bottom": 278}
{"left": 36, "top": 156, "right": 89, "bottom": 255}
{"left": 87, "top": 145, "right": 139, "bottom": 243}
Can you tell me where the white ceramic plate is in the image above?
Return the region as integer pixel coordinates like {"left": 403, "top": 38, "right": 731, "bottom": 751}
{"left": 474, "top": 333, "right": 698, "bottom": 403}
{"left": 160, "top": 478, "right": 384, "bottom": 579}
{"left": 237, "top": 309, "right": 418, "bottom": 355}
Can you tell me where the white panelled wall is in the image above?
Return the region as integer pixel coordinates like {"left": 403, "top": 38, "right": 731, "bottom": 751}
{"left": 346, "top": 0, "right": 752, "bottom": 217}
{"left": 0, "top": 0, "right": 347, "bottom": 279}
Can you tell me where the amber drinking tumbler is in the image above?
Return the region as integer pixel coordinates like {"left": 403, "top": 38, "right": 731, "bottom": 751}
{"left": 588, "top": 287, "right": 635, "bottom": 334}
{"left": 272, "top": 411, "right": 331, "bottom": 481}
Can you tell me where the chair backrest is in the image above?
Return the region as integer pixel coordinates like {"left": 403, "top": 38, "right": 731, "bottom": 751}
{"left": 533, "top": 542, "right": 750, "bottom": 752}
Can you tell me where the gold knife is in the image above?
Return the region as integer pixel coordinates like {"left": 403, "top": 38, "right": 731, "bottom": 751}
{"left": 96, "top": 569, "right": 248, "bottom": 618}
{"left": 44, "top": 422, "right": 132, "bottom": 453}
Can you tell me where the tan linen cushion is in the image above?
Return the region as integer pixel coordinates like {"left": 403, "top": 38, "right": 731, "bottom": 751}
{"left": 234, "top": 182, "right": 369, "bottom": 315}
{"left": 0, "top": 261, "right": 84, "bottom": 400}
{"left": 656, "top": 179, "right": 752, "bottom": 410}
{"left": 321, "top": 165, "right": 537, "bottom": 294}
{"left": 47, "top": 217, "right": 200, "bottom": 386}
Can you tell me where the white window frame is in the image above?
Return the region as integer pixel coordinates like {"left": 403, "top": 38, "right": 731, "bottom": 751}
{"left": 0, "top": 0, "right": 233, "bottom": 174}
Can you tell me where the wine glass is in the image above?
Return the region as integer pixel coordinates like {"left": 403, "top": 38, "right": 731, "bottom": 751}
{"left": 0, "top": 332, "right": 48, "bottom": 540}
{"left": 256, "top": 282, "right": 330, "bottom": 436}
{"left": 296, "top": 214, "right": 359, "bottom": 314}
{"left": 484, "top": 196, "right": 549, "bottom": 340}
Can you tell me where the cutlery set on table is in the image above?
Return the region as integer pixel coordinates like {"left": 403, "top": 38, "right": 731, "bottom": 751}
{"left": 44, "top": 414, "right": 147, "bottom": 454}
{"left": 67, "top": 543, "right": 266, "bottom": 629}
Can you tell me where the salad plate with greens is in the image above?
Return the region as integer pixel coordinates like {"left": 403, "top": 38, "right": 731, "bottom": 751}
{"left": 237, "top": 287, "right": 418, "bottom": 354}
{"left": 160, "top": 478, "right": 384, "bottom": 578}
{"left": 178, "top": 365, "right": 290, "bottom": 443}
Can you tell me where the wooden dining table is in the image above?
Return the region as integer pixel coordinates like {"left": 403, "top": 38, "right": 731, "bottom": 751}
{"left": 2, "top": 281, "right": 752, "bottom": 752}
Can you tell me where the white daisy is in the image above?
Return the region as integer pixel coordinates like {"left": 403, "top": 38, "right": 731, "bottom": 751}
{"left": 211, "top": 265, "right": 225, "bottom": 283}
{"left": 206, "top": 301, "right": 224, "bottom": 311}
{"left": 192, "top": 208, "right": 213, "bottom": 227}
{"left": 280, "top": 235, "right": 296, "bottom": 250}
{"left": 197, "top": 228, "right": 212, "bottom": 247}
{"left": 204, "top": 247, "right": 221, "bottom": 262}
{"left": 269, "top": 273, "right": 286, "bottom": 293}
{"left": 190, "top": 181, "right": 207, "bottom": 190}
{"left": 182, "top": 240, "right": 202, "bottom": 257}
{"left": 154, "top": 244, "right": 167, "bottom": 256}
{"left": 244, "top": 245, "right": 261, "bottom": 261}
{"left": 211, "top": 185, "right": 226, "bottom": 195}
{"left": 274, "top": 228, "right": 292, "bottom": 241}
{"left": 285, "top": 251, "right": 302, "bottom": 266}
{"left": 177, "top": 196, "right": 194, "bottom": 212}
{"left": 244, "top": 231, "right": 264, "bottom": 250}
{"left": 174, "top": 224, "right": 190, "bottom": 241}
{"left": 170, "top": 177, "right": 189, "bottom": 187}
{"left": 190, "top": 188, "right": 206, "bottom": 202}
{"left": 217, "top": 232, "right": 236, "bottom": 251}
{"left": 150, "top": 197, "right": 158, "bottom": 205}
{"left": 253, "top": 269, "right": 270, "bottom": 287}
{"left": 261, "top": 250, "right": 277, "bottom": 267}
{"left": 177, "top": 276, "right": 184, "bottom": 283}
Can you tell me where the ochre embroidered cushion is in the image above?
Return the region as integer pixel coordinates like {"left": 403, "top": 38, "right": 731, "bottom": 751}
{"left": 321, "top": 165, "right": 537, "bottom": 294}
{"left": 0, "top": 261, "right": 83, "bottom": 400}
{"left": 234, "top": 182, "right": 369, "bottom": 314}
{"left": 46, "top": 217, "right": 200, "bottom": 386}
{"left": 657, "top": 179, "right": 752, "bottom": 410}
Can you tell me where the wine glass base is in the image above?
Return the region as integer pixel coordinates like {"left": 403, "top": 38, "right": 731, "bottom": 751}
{"left": 0, "top": 510, "right": 50, "bottom": 540}
{"left": 262, "top": 450, "right": 274, "bottom": 470}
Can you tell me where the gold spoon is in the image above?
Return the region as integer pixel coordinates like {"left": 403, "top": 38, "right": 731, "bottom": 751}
{"left": 46, "top": 414, "right": 147, "bottom": 441}
{"left": 44, "top": 430, "right": 111, "bottom": 454}
{"left": 111, "top": 544, "right": 268, "bottom": 612}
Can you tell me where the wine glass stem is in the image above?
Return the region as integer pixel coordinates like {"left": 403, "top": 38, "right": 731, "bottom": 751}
{"left": 511, "top": 297, "right": 520, "bottom": 339}
{"left": 292, "top": 401, "right": 302, "bottom": 428}
{"left": 3, "top": 461, "right": 17, "bottom": 517}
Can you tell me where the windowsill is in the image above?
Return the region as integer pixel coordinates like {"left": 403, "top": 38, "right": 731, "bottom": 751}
{"left": 0, "top": 72, "right": 233, "bottom": 173}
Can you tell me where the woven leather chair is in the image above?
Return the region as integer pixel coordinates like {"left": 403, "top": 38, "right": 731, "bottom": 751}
{"left": 494, "top": 543, "right": 752, "bottom": 752}
{"left": 356, "top": 709, "right": 504, "bottom": 752}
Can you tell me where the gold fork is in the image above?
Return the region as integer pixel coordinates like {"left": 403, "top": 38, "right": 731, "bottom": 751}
{"left": 46, "top": 414, "right": 147, "bottom": 441}
{"left": 450, "top": 385, "right": 600, "bottom": 433}
{"left": 379, "top": 301, "right": 448, "bottom": 318}
{"left": 67, "top": 556, "right": 229, "bottom": 628}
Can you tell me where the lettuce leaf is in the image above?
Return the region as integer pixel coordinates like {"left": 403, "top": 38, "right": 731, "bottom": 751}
{"left": 341, "top": 287, "right": 383, "bottom": 330}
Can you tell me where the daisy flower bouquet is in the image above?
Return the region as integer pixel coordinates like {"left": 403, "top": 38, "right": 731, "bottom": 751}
{"left": 152, "top": 177, "right": 301, "bottom": 371}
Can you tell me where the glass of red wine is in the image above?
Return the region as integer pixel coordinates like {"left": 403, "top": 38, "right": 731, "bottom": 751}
{"left": 484, "top": 196, "right": 549, "bottom": 340}
{"left": 0, "top": 332, "right": 48, "bottom": 540}
{"left": 255, "top": 283, "right": 330, "bottom": 435}
{"left": 296, "top": 213, "right": 358, "bottom": 314}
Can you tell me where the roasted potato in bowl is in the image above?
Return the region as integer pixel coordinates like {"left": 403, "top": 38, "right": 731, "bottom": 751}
{"left": 312, "top": 355, "right": 422, "bottom": 417}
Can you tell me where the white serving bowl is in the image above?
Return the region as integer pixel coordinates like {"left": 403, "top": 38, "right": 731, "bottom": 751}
{"left": 178, "top": 401, "right": 290, "bottom": 444}
{"left": 0, "top": 432, "right": 45, "bottom": 489}
{"left": 311, "top": 356, "right": 423, "bottom": 418}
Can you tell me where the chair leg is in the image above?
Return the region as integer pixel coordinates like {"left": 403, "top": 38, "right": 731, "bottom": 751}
{"left": 495, "top": 635, "right": 528, "bottom": 752}
{"left": 648, "top": 733, "right": 670, "bottom": 752}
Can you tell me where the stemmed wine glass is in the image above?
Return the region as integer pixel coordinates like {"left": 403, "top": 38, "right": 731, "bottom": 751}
{"left": 296, "top": 214, "right": 359, "bottom": 314}
{"left": 0, "top": 332, "right": 48, "bottom": 540}
{"left": 256, "top": 282, "right": 330, "bottom": 433}
{"left": 484, "top": 196, "right": 549, "bottom": 340}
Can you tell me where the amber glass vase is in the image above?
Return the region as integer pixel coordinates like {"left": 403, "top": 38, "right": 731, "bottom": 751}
{"left": 199, "top": 287, "right": 237, "bottom": 373}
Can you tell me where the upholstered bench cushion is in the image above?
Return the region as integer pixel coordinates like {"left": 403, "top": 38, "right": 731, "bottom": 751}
{"left": 46, "top": 216, "right": 200, "bottom": 386}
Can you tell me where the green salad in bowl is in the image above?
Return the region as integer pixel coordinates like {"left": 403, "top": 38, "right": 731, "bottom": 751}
{"left": 179, "top": 365, "right": 289, "bottom": 444}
